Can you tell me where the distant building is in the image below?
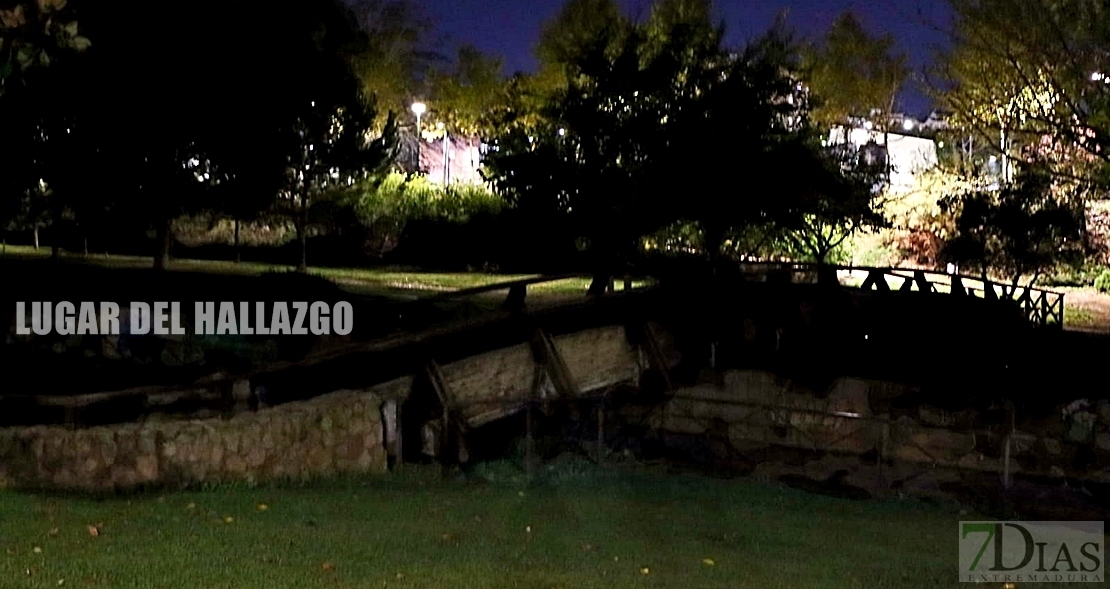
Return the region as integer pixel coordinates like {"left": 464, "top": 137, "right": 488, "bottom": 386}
{"left": 920, "top": 110, "right": 951, "bottom": 132}
{"left": 396, "top": 127, "right": 486, "bottom": 185}
{"left": 828, "top": 124, "right": 940, "bottom": 191}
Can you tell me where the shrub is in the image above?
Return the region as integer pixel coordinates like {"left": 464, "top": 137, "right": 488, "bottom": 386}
{"left": 1095, "top": 269, "right": 1110, "bottom": 293}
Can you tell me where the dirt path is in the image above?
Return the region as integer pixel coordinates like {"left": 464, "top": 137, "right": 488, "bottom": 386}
{"left": 1062, "top": 288, "right": 1110, "bottom": 332}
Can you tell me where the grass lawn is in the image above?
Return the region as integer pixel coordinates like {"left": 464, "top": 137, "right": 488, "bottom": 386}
{"left": 0, "top": 246, "right": 660, "bottom": 313}
{"left": 0, "top": 245, "right": 600, "bottom": 300}
{"left": 0, "top": 463, "right": 977, "bottom": 589}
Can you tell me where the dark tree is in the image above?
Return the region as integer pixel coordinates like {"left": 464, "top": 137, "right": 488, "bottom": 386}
{"left": 485, "top": 2, "right": 867, "bottom": 288}
{"left": 939, "top": 164, "right": 1087, "bottom": 288}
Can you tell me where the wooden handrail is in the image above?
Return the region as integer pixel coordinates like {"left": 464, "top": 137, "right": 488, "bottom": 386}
{"left": 736, "top": 262, "right": 1065, "bottom": 328}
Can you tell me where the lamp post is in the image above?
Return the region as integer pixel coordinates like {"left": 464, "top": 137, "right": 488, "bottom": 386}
{"left": 411, "top": 101, "right": 426, "bottom": 172}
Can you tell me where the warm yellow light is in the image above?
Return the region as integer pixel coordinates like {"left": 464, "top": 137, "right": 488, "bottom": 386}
{"left": 410, "top": 102, "right": 426, "bottom": 116}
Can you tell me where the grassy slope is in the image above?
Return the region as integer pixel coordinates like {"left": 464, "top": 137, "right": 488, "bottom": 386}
{"left": 0, "top": 465, "right": 971, "bottom": 589}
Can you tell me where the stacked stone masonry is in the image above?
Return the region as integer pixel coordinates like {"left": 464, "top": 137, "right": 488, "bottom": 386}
{"left": 0, "top": 387, "right": 393, "bottom": 492}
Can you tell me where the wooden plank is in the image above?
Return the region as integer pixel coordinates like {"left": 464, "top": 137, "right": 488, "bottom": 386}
{"left": 532, "top": 328, "right": 579, "bottom": 398}
{"left": 641, "top": 322, "right": 674, "bottom": 392}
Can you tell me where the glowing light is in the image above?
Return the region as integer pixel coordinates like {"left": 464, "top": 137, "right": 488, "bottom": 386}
{"left": 410, "top": 102, "right": 426, "bottom": 116}
{"left": 558, "top": 128, "right": 566, "bottom": 136}
{"left": 902, "top": 119, "right": 914, "bottom": 131}
{"left": 863, "top": 121, "right": 873, "bottom": 130}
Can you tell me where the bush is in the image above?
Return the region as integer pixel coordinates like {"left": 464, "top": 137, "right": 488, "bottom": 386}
{"left": 1095, "top": 269, "right": 1110, "bottom": 293}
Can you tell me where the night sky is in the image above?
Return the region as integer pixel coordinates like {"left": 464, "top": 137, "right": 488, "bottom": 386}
{"left": 418, "top": 0, "right": 953, "bottom": 116}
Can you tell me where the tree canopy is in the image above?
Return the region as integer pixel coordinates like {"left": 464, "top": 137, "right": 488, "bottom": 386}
{"left": 803, "top": 10, "right": 908, "bottom": 129}
{"left": 484, "top": 0, "right": 885, "bottom": 288}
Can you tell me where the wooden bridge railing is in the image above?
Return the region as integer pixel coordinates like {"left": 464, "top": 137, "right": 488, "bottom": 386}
{"left": 736, "top": 262, "right": 1064, "bottom": 329}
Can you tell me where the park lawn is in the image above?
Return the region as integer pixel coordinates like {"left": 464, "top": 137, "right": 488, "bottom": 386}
{"left": 0, "top": 245, "right": 596, "bottom": 299}
{"left": 0, "top": 465, "right": 969, "bottom": 589}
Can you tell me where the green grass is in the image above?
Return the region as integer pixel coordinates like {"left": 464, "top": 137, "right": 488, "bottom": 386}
{"left": 0, "top": 464, "right": 979, "bottom": 589}
{"left": 0, "top": 245, "right": 600, "bottom": 299}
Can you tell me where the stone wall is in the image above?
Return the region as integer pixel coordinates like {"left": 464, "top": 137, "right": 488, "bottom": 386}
{"left": 654, "top": 371, "right": 890, "bottom": 454}
{"left": 0, "top": 381, "right": 403, "bottom": 492}
{"left": 650, "top": 370, "right": 1110, "bottom": 483}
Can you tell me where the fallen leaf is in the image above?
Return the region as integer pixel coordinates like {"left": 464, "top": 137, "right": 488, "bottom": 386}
{"left": 32, "top": 546, "right": 42, "bottom": 554}
{"left": 223, "top": 516, "right": 234, "bottom": 524}
{"left": 613, "top": 556, "right": 619, "bottom": 562}
{"left": 56, "top": 579, "right": 64, "bottom": 586}
{"left": 640, "top": 567, "right": 650, "bottom": 575}
{"left": 582, "top": 543, "right": 593, "bottom": 551}
{"left": 47, "top": 528, "right": 58, "bottom": 536}
{"left": 256, "top": 503, "right": 269, "bottom": 512}
{"left": 395, "top": 572, "right": 404, "bottom": 580}
{"left": 186, "top": 503, "right": 196, "bottom": 510}
{"left": 517, "top": 491, "right": 525, "bottom": 497}
{"left": 702, "top": 558, "right": 715, "bottom": 566}
{"left": 321, "top": 561, "right": 335, "bottom": 571}
{"left": 525, "top": 526, "right": 531, "bottom": 534}
{"left": 87, "top": 525, "right": 100, "bottom": 537}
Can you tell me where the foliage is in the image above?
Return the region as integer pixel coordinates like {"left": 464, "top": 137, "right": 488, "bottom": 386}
{"left": 348, "top": 0, "right": 436, "bottom": 127}
{"left": 425, "top": 45, "right": 506, "bottom": 137}
{"left": 1093, "top": 268, "right": 1110, "bottom": 292}
{"left": 172, "top": 214, "right": 297, "bottom": 248}
{"left": 534, "top": 0, "right": 626, "bottom": 83}
{"left": 258, "top": 0, "right": 400, "bottom": 270}
{"left": 760, "top": 138, "right": 889, "bottom": 263}
{"left": 936, "top": 0, "right": 1110, "bottom": 185}
{"left": 0, "top": 0, "right": 89, "bottom": 93}
{"left": 938, "top": 165, "right": 1087, "bottom": 286}
{"left": 489, "top": 2, "right": 801, "bottom": 278}
{"left": 356, "top": 172, "right": 503, "bottom": 225}
{"left": 485, "top": 0, "right": 889, "bottom": 282}
{"left": 802, "top": 10, "right": 908, "bottom": 129}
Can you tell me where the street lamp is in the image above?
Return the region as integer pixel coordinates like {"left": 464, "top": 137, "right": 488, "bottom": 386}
{"left": 902, "top": 119, "right": 915, "bottom": 131}
{"left": 411, "top": 101, "right": 426, "bottom": 172}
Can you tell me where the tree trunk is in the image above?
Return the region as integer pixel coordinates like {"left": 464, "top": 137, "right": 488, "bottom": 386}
{"left": 234, "top": 218, "right": 241, "bottom": 263}
{"left": 83, "top": 236, "right": 88, "bottom": 258}
{"left": 587, "top": 245, "right": 612, "bottom": 296}
{"left": 153, "top": 217, "right": 172, "bottom": 271}
{"left": 298, "top": 228, "right": 308, "bottom": 273}
{"left": 297, "top": 191, "right": 309, "bottom": 273}
{"left": 33, "top": 226, "right": 39, "bottom": 249}
{"left": 703, "top": 223, "right": 726, "bottom": 262}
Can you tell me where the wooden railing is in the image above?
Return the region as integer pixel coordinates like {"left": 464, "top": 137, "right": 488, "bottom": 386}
{"left": 7, "top": 273, "right": 647, "bottom": 425}
{"left": 736, "top": 262, "right": 1065, "bottom": 329}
